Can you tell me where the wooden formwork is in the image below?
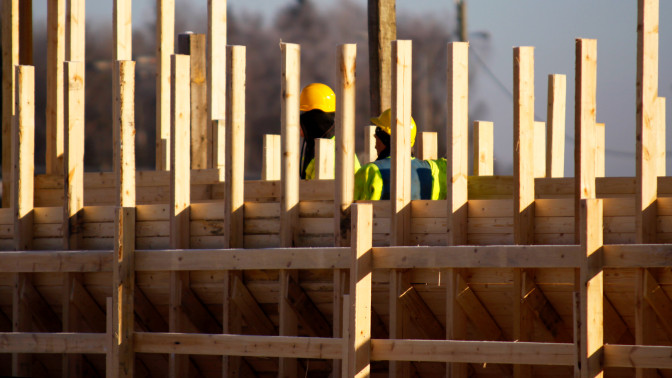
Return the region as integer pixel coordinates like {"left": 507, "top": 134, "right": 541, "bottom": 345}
{"left": 1, "top": 0, "right": 672, "bottom": 377}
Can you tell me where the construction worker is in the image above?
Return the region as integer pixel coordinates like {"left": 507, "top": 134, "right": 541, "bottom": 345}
{"left": 299, "top": 83, "right": 360, "bottom": 179}
{"left": 354, "top": 109, "right": 447, "bottom": 200}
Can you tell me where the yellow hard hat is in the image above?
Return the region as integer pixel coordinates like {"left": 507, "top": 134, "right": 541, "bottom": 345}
{"left": 300, "top": 83, "right": 336, "bottom": 113}
{"left": 370, "top": 109, "right": 417, "bottom": 147}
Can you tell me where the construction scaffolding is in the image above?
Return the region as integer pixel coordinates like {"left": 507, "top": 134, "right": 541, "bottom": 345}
{"left": 0, "top": 0, "right": 671, "bottom": 377}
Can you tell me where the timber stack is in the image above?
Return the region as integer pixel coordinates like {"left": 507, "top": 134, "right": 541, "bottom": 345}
{"left": 0, "top": 0, "right": 670, "bottom": 377}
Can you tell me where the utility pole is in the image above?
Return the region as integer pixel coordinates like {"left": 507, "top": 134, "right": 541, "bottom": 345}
{"left": 457, "top": 0, "right": 468, "bottom": 42}
{"left": 368, "top": 0, "right": 396, "bottom": 118}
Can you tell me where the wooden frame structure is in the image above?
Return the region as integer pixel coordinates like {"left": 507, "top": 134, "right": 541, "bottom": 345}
{"left": 0, "top": 0, "right": 671, "bottom": 377}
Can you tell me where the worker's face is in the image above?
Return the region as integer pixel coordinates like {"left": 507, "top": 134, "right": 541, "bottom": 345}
{"left": 375, "top": 134, "right": 385, "bottom": 154}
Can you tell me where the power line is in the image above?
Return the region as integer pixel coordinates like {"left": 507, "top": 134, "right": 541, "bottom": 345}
{"left": 469, "top": 46, "right": 637, "bottom": 158}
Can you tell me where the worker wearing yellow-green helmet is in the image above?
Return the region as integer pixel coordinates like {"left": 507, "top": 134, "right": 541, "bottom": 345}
{"left": 299, "top": 83, "right": 360, "bottom": 179}
{"left": 354, "top": 109, "right": 447, "bottom": 200}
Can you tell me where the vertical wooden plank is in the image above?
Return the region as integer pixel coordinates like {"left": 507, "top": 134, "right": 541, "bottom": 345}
{"left": 113, "top": 0, "right": 132, "bottom": 60}
{"left": 513, "top": 46, "right": 535, "bottom": 378}
{"left": 445, "top": 269, "right": 469, "bottom": 377}
{"left": 224, "top": 45, "right": 245, "bottom": 249}
{"left": 11, "top": 66, "right": 34, "bottom": 376}
{"left": 579, "top": 199, "right": 604, "bottom": 378}
{"left": 657, "top": 97, "right": 666, "bottom": 176}
{"left": 341, "top": 293, "right": 350, "bottom": 378}
{"left": 262, "top": 134, "right": 281, "bottom": 180}
{"left": 62, "top": 61, "right": 85, "bottom": 378}
{"left": 334, "top": 48, "right": 359, "bottom": 374}
{"left": 1, "top": 0, "right": 19, "bottom": 208}
{"left": 513, "top": 268, "right": 533, "bottom": 378}
{"left": 636, "top": 0, "right": 658, "bottom": 244}
{"left": 279, "top": 42, "right": 300, "bottom": 378}
{"left": 315, "top": 138, "right": 335, "bottom": 180}
{"left": 513, "top": 46, "right": 535, "bottom": 245}
{"left": 156, "top": 0, "right": 174, "bottom": 170}
{"left": 65, "top": 0, "right": 85, "bottom": 61}
{"left": 113, "top": 61, "right": 136, "bottom": 209}
{"left": 390, "top": 39, "right": 412, "bottom": 247}
{"left": 368, "top": 0, "right": 396, "bottom": 117}
{"left": 18, "top": 0, "right": 32, "bottom": 65}
{"left": 189, "top": 34, "right": 209, "bottom": 169}
{"left": 63, "top": 61, "right": 84, "bottom": 249}
{"left": 170, "top": 54, "right": 191, "bottom": 249}
{"left": 473, "top": 121, "right": 493, "bottom": 176}
{"left": 534, "top": 121, "right": 546, "bottom": 178}
{"left": 389, "top": 269, "right": 411, "bottom": 377}
{"left": 106, "top": 297, "right": 113, "bottom": 377}
{"left": 595, "top": 123, "right": 605, "bottom": 178}
{"left": 46, "top": 0, "right": 65, "bottom": 174}
{"left": 280, "top": 42, "right": 300, "bottom": 248}
{"left": 335, "top": 43, "right": 357, "bottom": 245}
{"left": 334, "top": 50, "right": 356, "bottom": 378}
{"left": 112, "top": 208, "right": 135, "bottom": 378}
{"left": 222, "top": 269, "right": 242, "bottom": 377}
{"left": 208, "top": 0, "right": 227, "bottom": 169}
{"left": 169, "top": 54, "right": 191, "bottom": 378}
{"left": 12, "top": 274, "right": 31, "bottom": 376}
{"left": 447, "top": 41, "right": 469, "bottom": 377}
{"left": 333, "top": 269, "right": 348, "bottom": 377}
{"left": 349, "top": 204, "right": 372, "bottom": 377}
{"left": 390, "top": 43, "right": 413, "bottom": 378}
{"left": 364, "top": 125, "right": 377, "bottom": 164}
{"left": 418, "top": 131, "right": 438, "bottom": 161}
{"left": 635, "top": 268, "right": 657, "bottom": 378}
{"left": 546, "top": 74, "right": 566, "bottom": 178}
{"left": 111, "top": 60, "right": 136, "bottom": 378}
{"left": 212, "top": 119, "right": 226, "bottom": 174}
{"left": 447, "top": 42, "right": 469, "bottom": 246}
{"left": 636, "top": 0, "right": 660, "bottom": 356}
{"left": 575, "top": 39, "right": 598, "bottom": 241}
{"left": 12, "top": 65, "right": 33, "bottom": 251}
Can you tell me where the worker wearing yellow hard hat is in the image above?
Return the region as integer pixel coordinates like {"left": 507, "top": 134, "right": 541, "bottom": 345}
{"left": 299, "top": 83, "right": 360, "bottom": 179}
{"left": 354, "top": 109, "right": 447, "bottom": 200}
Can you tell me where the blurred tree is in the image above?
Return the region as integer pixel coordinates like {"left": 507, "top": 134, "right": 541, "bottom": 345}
{"left": 25, "top": 0, "right": 488, "bottom": 177}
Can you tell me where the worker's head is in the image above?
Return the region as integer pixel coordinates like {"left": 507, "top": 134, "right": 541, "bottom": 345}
{"left": 299, "top": 83, "right": 336, "bottom": 178}
{"left": 300, "top": 83, "right": 336, "bottom": 113}
{"left": 299, "top": 83, "right": 336, "bottom": 140}
{"left": 370, "top": 109, "right": 417, "bottom": 156}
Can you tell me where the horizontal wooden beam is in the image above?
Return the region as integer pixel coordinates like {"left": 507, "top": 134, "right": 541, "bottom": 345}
{"left": 604, "top": 344, "right": 672, "bottom": 369}
{"left": 1, "top": 244, "right": 671, "bottom": 274}
{"left": 372, "top": 245, "right": 580, "bottom": 269}
{"left": 136, "top": 248, "right": 350, "bottom": 271}
{"left": 134, "top": 333, "right": 343, "bottom": 359}
{"left": 0, "top": 333, "right": 107, "bottom": 354}
{"left": 0, "top": 251, "right": 112, "bottom": 272}
{"left": 370, "top": 339, "right": 575, "bottom": 365}
{"left": 602, "top": 244, "right": 672, "bottom": 267}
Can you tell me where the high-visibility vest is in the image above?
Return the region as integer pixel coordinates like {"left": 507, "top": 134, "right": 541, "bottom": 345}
{"left": 354, "top": 157, "right": 447, "bottom": 200}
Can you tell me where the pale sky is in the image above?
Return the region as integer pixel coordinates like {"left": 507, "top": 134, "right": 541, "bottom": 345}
{"left": 32, "top": 0, "right": 672, "bottom": 176}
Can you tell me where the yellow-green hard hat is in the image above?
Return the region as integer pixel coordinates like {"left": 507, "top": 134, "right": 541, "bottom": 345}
{"left": 370, "top": 108, "right": 417, "bottom": 147}
{"left": 300, "top": 83, "right": 336, "bottom": 113}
